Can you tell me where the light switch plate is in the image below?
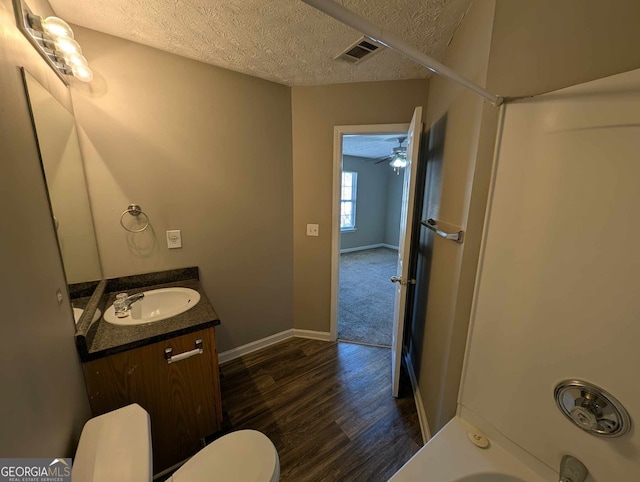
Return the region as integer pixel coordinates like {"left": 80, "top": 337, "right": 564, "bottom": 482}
{"left": 307, "top": 224, "right": 319, "bottom": 236}
{"left": 166, "top": 230, "right": 182, "bottom": 249}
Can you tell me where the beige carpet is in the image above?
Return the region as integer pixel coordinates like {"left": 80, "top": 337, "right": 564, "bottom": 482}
{"left": 338, "top": 247, "right": 397, "bottom": 347}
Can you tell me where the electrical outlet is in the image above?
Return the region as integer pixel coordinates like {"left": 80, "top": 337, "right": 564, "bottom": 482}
{"left": 166, "top": 230, "right": 182, "bottom": 249}
{"left": 306, "top": 224, "right": 319, "bottom": 236}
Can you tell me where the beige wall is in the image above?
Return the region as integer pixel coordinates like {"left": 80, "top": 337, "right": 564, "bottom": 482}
{"left": 416, "top": 0, "right": 497, "bottom": 434}
{"left": 291, "top": 80, "right": 429, "bottom": 331}
{"left": 0, "top": 0, "right": 91, "bottom": 457}
{"left": 71, "top": 27, "right": 293, "bottom": 352}
{"left": 488, "top": 0, "right": 640, "bottom": 97}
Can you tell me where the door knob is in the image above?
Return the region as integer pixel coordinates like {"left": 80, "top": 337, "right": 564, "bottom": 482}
{"left": 390, "top": 276, "right": 416, "bottom": 285}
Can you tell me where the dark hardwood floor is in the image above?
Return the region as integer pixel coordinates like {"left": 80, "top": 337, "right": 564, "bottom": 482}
{"left": 219, "top": 338, "right": 423, "bottom": 482}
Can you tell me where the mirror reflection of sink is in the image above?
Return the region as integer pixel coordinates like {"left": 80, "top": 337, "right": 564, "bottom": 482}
{"left": 103, "top": 287, "right": 201, "bottom": 326}
{"left": 73, "top": 307, "right": 102, "bottom": 325}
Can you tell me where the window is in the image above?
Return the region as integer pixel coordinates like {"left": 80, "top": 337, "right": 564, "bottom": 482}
{"left": 341, "top": 171, "right": 357, "bottom": 231}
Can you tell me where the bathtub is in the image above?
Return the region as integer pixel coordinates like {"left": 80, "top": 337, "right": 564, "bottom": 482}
{"left": 389, "top": 417, "right": 550, "bottom": 481}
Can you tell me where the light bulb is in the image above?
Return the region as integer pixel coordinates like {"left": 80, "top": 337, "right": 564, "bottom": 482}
{"left": 72, "top": 65, "right": 93, "bottom": 82}
{"left": 54, "top": 36, "right": 82, "bottom": 56}
{"left": 64, "top": 53, "right": 88, "bottom": 69}
{"left": 42, "top": 16, "right": 74, "bottom": 39}
{"left": 390, "top": 158, "right": 403, "bottom": 168}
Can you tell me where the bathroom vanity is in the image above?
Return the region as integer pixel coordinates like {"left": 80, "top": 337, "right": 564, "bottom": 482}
{"left": 73, "top": 268, "right": 222, "bottom": 474}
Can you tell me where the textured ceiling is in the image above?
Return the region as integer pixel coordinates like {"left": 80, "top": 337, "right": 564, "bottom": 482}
{"left": 343, "top": 134, "right": 405, "bottom": 159}
{"left": 48, "top": 0, "right": 472, "bottom": 86}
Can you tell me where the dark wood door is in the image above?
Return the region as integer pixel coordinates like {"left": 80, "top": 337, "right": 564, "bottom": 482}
{"left": 403, "top": 115, "right": 446, "bottom": 374}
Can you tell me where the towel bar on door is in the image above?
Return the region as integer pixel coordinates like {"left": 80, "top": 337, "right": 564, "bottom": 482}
{"left": 420, "top": 219, "right": 464, "bottom": 244}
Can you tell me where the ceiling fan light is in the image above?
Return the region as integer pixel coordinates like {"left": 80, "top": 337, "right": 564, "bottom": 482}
{"left": 390, "top": 157, "right": 404, "bottom": 168}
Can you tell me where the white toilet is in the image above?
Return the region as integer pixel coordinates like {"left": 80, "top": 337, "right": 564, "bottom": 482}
{"left": 72, "top": 404, "right": 280, "bottom": 482}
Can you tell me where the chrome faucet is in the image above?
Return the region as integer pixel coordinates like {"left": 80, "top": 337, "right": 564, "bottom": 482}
{"left": 559, "top": 455, "right": 588, "bottom": 482}
{"left": 114, "top": 292, "right": 145, "bottom": 318}
{"left": 124, "top": 293, "right": 145, "bottom": 309}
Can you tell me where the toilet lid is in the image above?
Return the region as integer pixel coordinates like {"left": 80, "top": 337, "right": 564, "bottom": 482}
{"left": 171, "top": 430, "right": 279, "bottom": 482}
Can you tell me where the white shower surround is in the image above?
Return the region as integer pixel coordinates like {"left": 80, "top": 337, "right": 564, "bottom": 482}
{"left": 459, "top": 67, "right": 640, "bottom": 480}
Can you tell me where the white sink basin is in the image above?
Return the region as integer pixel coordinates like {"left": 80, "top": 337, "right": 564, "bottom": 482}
{"left": 103, "top": 287, "right": 201, "bottom": 326}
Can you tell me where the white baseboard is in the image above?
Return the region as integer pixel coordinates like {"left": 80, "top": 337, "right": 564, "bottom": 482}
{"left": 340, "top": 243, "right": 385, "bottom": 254}
{"left": 404, "top": 351, "right": 431, "bottom": 444}
{"left": 340, "top": 243, "right": 399, "bottom": 253}
{"left": 292, "top": 329, "right": 332, "bottom": 341}
{"left": 218, "top": 329, "right": 294, "bottom": 364}
{"left": 218, "top": 329, "right": 333, "bottom": 364}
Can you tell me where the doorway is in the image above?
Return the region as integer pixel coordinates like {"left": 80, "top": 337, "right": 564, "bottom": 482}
{"left": 331, "top": 109, "right": 424, "bottom": 397}
{"left": 330, "top": 124, "right": 410, "bottom": 347}
{"left": 337, "top": 133, "right": 407, "bottom": 347}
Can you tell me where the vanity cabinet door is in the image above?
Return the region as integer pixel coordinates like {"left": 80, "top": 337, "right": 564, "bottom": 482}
{"left": 83, "top": 327, "right": 222, "bottom": 474}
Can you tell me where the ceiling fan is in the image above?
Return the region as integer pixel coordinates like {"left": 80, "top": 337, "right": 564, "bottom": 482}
{"left": 375, "top": 137, "right": 408, "bottom": 173}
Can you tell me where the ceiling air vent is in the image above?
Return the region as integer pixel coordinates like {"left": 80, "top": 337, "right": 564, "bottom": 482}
{"left": 335, "top": 37, "right": 385, "bottom": 65}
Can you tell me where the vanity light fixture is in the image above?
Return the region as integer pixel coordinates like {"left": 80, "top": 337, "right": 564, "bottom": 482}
{"left": 13, "top": 0, "right": 93, "bottom": 83}
{"left": 40, "top": 15, "right": 74, "bottom": 39}
{"left": 53, "top": 36, "right": 82, "bottom": 56}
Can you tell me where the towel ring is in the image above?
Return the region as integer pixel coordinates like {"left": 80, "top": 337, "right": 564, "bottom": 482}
{"left": 120, "top": 204, "right": 150, "bottom": 233}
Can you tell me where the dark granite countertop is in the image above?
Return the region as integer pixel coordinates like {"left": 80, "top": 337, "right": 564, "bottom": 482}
{"left": 75, "top": 268, "right": 220, "bottom": 362}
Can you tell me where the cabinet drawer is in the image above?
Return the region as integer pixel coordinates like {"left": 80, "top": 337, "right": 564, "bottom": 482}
{"left": 83, "top": 328, "right": 222, "bottom": 473}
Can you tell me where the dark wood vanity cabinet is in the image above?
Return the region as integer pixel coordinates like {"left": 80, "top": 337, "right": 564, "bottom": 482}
{"left": 82, "top": 327, "right": 223, "bottom": 474}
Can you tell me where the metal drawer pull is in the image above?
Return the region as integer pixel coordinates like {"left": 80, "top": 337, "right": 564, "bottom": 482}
{"left": 420, "top": 218, "right": 464, "bottom": 244}
{"left": 164, "top": 339, "right": 203, "bottom": 364}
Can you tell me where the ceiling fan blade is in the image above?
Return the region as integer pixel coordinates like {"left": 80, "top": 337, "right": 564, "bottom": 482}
{"left": 371, "top": 138, "right": 408, "bottom": 164}
{"left": 375, "top": 157, "right": 392, "bottom": 164}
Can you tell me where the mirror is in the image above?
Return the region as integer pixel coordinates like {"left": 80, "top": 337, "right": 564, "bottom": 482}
{"left": 22, "top": 69, "right": 102, "bottom": 285}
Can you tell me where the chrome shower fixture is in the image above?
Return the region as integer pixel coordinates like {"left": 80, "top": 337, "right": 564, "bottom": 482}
{"left": 554, "top": 379, "right": 631, "bottom": 438}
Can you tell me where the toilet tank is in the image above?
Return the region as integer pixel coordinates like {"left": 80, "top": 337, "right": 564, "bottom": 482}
{"left": 72, "top": 404, "right": 152, "bottom": 482}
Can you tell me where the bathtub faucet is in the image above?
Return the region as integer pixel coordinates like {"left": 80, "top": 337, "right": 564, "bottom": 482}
{"left": 559, "top": 455, "right": 588, "bottom": 482}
